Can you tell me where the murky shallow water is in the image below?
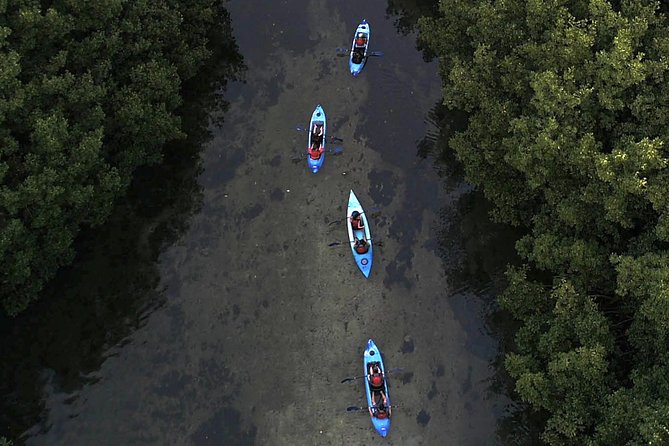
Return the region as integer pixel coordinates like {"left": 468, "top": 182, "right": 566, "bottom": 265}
{"left": 0, "top": 1, "right": 520, "bottom": 445}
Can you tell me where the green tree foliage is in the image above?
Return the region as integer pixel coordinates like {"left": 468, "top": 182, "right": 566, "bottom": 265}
{"left": 386, "top": 0, "right": 439, "bottom": 35}
{"left": 501, "top": 268, "right": 613, "bottom": 444}
{"left": 420, "top": 0, "right": 669, "bottom": 444}
{"left": 0, "top": 0, "right": 234, "bottom": 315}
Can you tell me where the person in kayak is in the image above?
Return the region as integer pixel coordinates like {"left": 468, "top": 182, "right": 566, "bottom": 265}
{"left": 355, "top": 33, "right": 366, "bottom": 47}
{"left": 352, "top": 33, "right": 366, "bottom": 64}
{"left": 311, "top": 124, "right": 324, "bottom": 147}
{"left": 354, "top": 236, "right": 369, "bottom": 254}
{"left": 368, "top": 363, "right": 384, "bottom": 392}
{"left": 308, "top": 143, "right": 323, "bottom": 160}
{"left": 376, "top": 401, "right": 390, "bottom": 419}
{"left": 308, "top": 124, "right": 324, "bottom": 159}
{"left": 368, "top": 391, "right": 390, "bottom": 419}
{"left": 350, "top": 211, "right": 365, "bottom": 230}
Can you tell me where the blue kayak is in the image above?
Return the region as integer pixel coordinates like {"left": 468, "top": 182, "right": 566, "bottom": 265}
{"left": 349, "top": 20, "right": 370, "bottom": 76}
{"left": 364, "top": 339, "right": 391, "bottom": 437}
{"left": 347, "top": 190, "right": 372, "bottom": 278}
{"left": 307, "top": 105, "right": 326, "bottom": 173}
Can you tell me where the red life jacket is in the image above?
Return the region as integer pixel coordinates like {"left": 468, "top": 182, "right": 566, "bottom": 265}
{"left": 309, "top": 147, "right": 322, "bottom": 160}
{"left": 355, "top": 242, "right": 368, "bottom": 254}
{"left": 356, "top": 37, "right": 366, "bottom": 46}
{"left": 370, "top": 374, "right": 384, "bottom": 391}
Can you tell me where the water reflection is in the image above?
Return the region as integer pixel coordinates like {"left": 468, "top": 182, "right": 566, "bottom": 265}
{"left": 417, "top": 101, "right": 468, "bottom": 190}
{"left": 385, "top": 0, "right": 439, "bottom": 35}
{"left": 418, "top": 96, "right": 535, "bottom": 445}
{"left": 0, "top": 8, "right": 245, "bottom": 442}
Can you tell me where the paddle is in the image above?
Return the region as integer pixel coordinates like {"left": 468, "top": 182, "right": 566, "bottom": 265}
{"left": 329, "top": 239, "right": 383, "bottom": 248}
{"left": 335, "top": 48, "right": 383, "bottom": 57}
{"left": 295, "top": 126, "right": 344, "bottom": 143}
{"left": 346, "top": 405, "right": 400, "bottom": 412}
{"left": 327, "top": 209, "right": 382, "bottom": 226}
{"left": 340, "top": 367, "right": 403, "bottom": 383}
{"left": 290, "top": 146, "right": 344, "bottom": 163}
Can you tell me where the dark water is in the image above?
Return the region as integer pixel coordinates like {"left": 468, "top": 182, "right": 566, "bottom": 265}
{"left": 0, "top": 1, "right": 522, "bottom": 445}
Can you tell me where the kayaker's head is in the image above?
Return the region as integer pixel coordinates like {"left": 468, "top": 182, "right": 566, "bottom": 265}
{"left": 371, "top": 374, "right": 383, "bottom": 386}
{"left": 352, "top": 211, "right": 360, "bottom": 219}
{"left": 376, "top": 405, "right": 388, "bottom": 419}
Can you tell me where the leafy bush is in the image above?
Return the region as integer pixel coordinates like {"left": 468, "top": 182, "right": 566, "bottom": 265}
{"left": 420, "top": 1, "right": 669, "bottom": 444}
{"left": 0, "top": 0, "right": 232, "bottom": 314}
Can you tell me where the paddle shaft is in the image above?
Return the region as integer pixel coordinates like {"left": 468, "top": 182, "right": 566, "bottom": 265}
{"left": 328, "top": 238, "right": 377, "bottom": 248}
{"left": 295, "top": 127, "right": 343, "bottom": 142}
{"left": 335, "top": 49, "right": 383, "bottom": 57}
{"left": 346, "top": 404, "right": 400, "bottom": 412}
{"left": 340, "top": 367, "right": 402, "bottom": 383}
{"left": 327, "top": 209, "right": 383, "bottom": 227}
{"left": 291, "top": 146, "right": 343, "bottom": 162}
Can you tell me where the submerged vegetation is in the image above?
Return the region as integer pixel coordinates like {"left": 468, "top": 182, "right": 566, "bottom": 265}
{"left": 0, "top": 0, "right": 241, "bottom": 315}
{"left": 420, "top": 0, "right": 669, "bottom": 444}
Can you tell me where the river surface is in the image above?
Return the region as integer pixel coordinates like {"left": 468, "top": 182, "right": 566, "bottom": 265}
{"left": 0, "top": 1, "right": 518, "bottom": 445}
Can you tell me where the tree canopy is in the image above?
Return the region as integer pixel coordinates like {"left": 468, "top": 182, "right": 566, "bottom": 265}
{"left": 0, "top": 0, "right": 235, "bottom": 315}
{"left": 420, "top": 0, "right": 669, "bottom": 444}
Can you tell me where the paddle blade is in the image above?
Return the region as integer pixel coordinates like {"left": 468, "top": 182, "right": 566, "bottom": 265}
{"left": 346, "top": 406, "right": 364, "bottom": 412}
{"left": 330, "top": 146, "right": 344, "bottom": 155}
{"left": 340, "top": 377, "right": 354, "bottom": 383}
{"left": 369, "top": 51, "right": 384, "bottom": 57}
{"left": 336, "top": 47, "right": 350, "bottom": 56}
{"left": 328, "top": 242, "right": 343, "bottom": 247}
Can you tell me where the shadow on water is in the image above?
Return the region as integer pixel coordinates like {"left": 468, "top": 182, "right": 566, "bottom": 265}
{"left": 419, "top": 97, "right": 544, "bottom": 445}
{"left": 385, "top": 0, "right": 439, "bottom": 35}
{"left": 0, "top": 6, "right": 245, "bottom": 443}
{"left": 437, "top": 162, "right": 541, "bottom": 446}
{"left": 381, "top": 1, "right": 545, "bottom": 441}
{"left": 417, "top": 101, "right": 468, "bottom": 190}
